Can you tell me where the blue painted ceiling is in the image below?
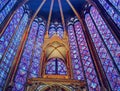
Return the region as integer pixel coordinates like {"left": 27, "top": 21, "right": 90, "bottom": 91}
{"left": 26, "top": 0, "right": 86, "bottom": 22}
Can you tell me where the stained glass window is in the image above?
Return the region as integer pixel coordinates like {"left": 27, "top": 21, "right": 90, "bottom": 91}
{"left": 85, "top": 13, "right": 120, "bottom": 91}
{"left": 49, "top": 24, "right": 56, "bottom": 38}
{"left": 0, "top": 13, "right": 28, "bottom": 91}
{"left": 0, "top": 0, "right": 17, "bottom": 24}
{"left": 0, "top": 0, "right": 9, "bottom": 10}
{"left": 29, "top": 23, "right": 45, "bottom": 78}
{"left": 0, "top": 6, "right": 24, "bottom": 60}
{"left": 46, "top": 58, "right": 67, "bottom": 75}
{"left": 67, "top": 22, "right": 84, "bottom": 80}
{"left": 90, "top": 6, "right": 120, "bottom": 71}
{"left": 98, "top": 0, "right": 120, "bottom": 28}
{"left": 13, "top": 21, "right": 38, "bottom": 91}
{"left": 74, "top": 19, "right": 100, "bottom": 90}
{"left": 109, "top": 0, "right": 120, "bottom": 12}
{"left": 57, "top": 24, "right": 64, "bottom": 38}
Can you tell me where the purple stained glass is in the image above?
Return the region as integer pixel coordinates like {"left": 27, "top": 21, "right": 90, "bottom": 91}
{"left": 98, "top": 0, "right": 120, "bottom": 28}
{"left": 0, "top": 0, "right": 9, "bottom": 10}
{"left": 46, "top": 58, "right": 67, "bottom": 75}
{"left": 57, "top": 59, "right": 67, "bottom": 75}
{"left": 67, "top": 23, "right": 84, "bottom": 80}
{"left": 29, "top": 23, "right": 45, "bottom": 78}
{"left": 46, "top": 58, "right": 56, "bottom": 74}
{"left": 0, "top": 6, "right": 24, "bottom": 60}
{"left": 74, "top": 20, "right": 100, "bottom": 91}
{"left": 85, "top": 13, "right": 120, "bottom": 91}
{"left": 57, "top": 24, "right": 64, "bottom": 38}
{"left": 49, "top": 24, "right": 56, "bottom": 38}
{"left": 0, "top": 0, "right": 17, "bottom": 24}
{"left": 13, "top": 21, "right": 38, "bottom": 91}
{"left": 0, "top": 13, "right": 28, "bottom": 91}
{"left": 90, "top": 6, "right": 120, "bottom": 71}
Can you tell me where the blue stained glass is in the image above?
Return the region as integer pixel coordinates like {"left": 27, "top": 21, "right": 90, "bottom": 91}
{"left": 0, "top": 13, "right": 28, "bottom": 91}
{"left": 98, "top": 0, "right": 120, "bottom": 28}
{"left": 109, "top": 0, "right": 120, "bottom": 12}
{"left": 74, "top": 20, "right": 100, "bottom": 91}
{"left": 0, "top": 0, "right": 9, "bottom": 10}
{"left": 57, "top": 24, "right": 64, "bottom": 38}
{"left": 46, "top": 59, "right": 56, "bottom": 74}
{"left": 46, "top": 58, "right": 67, "bottom": 75}
{"left": 13, "top": 21, "right": 38, "bottom": 91}
{"left": 0, "top": 0, "right": 17, "bottom": 24}
{"left": 49, "top": 24, "right": 56, "bottom": 38}
{"left": 85, "top": 13, "right": 120, "bottom": 91}
{"left": 90, "top": 6, "right": 120, "bottom": 71}
{"left": 0, "top": 6, "right": 24, "bottom": 60}
{"left": 29, "top": 23, "right": 45, "bottom": 78}
{"left": 67, "top": 23, "right": 84, "bottom": 80}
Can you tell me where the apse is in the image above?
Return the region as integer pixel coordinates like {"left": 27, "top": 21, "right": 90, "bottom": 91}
{"left": 0, "top": 0, "right": 120, "bottom": 91}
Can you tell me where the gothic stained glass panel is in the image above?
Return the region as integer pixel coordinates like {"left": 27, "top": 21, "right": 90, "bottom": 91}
{"left": 29, "top": 23, "right": 45, "bottom": 78}
{"left": 57, "top": 59, "right": 67, "bottom": 75}
{"left": 0, "top": 13, "right": 28, "bottom": 91}
{"left": 0, "top": 6, "right": 24, "bottom": 60}
{"left": 90, "top": 6, "right": 120, "bottom": 71}
{"left": 74, "top": 20, "right": 100, "bottom": 91}
{"left": 13, "top": 21, "right": 38, "bottom": 91}
{"left": 57, "top": 24, "right": 64, "bottom": 38}
{"left": 67, "top": 23, "right": 84, "bottom": 80}
{"left": 85, "top": 13, "right": 120, "bottom": 91}
{"left": 46, "top": 58, "right": 56, "bottom": 74}
{"left": 98, "top": 0, "right": 120, "bottom": 28}
{"left": 46, "top": 58, "right": 67, "bottom": 75}
{"left": 109, "top": 0, "right": 120, "bottom": 12}
{"left": 0, "top": 0, "right": 17, "bottom": 24}
{"left": 49, "top": 24, "right": 56, "bottom": 38}
{"left": 0, "top": 0, "right": 9, "bottom": 10}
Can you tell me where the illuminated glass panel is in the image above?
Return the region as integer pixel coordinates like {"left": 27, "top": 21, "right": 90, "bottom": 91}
{"left": 0, "top": 6, "right": 24, "bottom": 60}
{"left": 109, "top": 0, "right": 120, "bottom": 12}
{"left": 0, "top": 13, "right": 28, "bottom": 91}
{"left": 46, "top": 58, "right": 56, "bottom": 74}
{"left": 12, "top": 21, "right": 38, "bottom": 91}
{"left": 57, "top": 24, "right": 64, "bottom": 38}
{"left": 85, "top": 13, "right": 120, "bottom": 91}
{"left": 0, "top": 0, "right": 9, "bottom": 10}
{"left": 46, "top": 58, "right": 67, "bottom": 75}
{"left": 74, "top": 20, "right": 100, "bottom": 90}
{"left": 90, "top": 6, "right": 120, "bottom": 71}
{"left": 0, "top": 0, "right": 17, "bottom": 24}
{"left": 57, "top": 59, "right": 67, "bottom": 75}
{"left": 49, "top": 24, "right": 56, "bottom": 38}
{"left": 67, "top": 23, "right": 84, "bottom": 80}
{"left": 29, "top": 24, "right": 45, "bottom": 78}
{"left": 98, "top": 0, "right": 120, "bottom": 28}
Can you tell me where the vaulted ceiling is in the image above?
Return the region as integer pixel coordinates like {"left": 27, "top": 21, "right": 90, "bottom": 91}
{"left": 26, "top": 0, "right": 86, "bottom": 22}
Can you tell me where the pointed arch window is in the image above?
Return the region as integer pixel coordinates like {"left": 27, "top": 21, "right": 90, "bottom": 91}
{"left": 67, "top": 22, "right": 84, "bottom": 80}
{"left": 49, "top": 24, "right": 56, "bottom": 38}
{"left": 90, "top": 6, "right": 120, "bottom": 71}
{"left": 85, "top": 8, "right": 120, "bottom": 90}
{"left": 13, "top": 19, "right": 46, "bottom": 91}
{"left": 57, "top": 24, "right": 64, "bottom": 38}
{"left": 73, "top": 19, "right": 100, "bottom": 90}
{"left": 46, "top": 58, "right": 67, "bottom": 75}
{"left": 0, "top": 6, "right": 24, "bottom": 60}
{"left": 0, "top": 11, "right": 29, "bottom": 91}
{"left": 0, "top": 0, "right": 17, "bottom": 24}
{"left": 13, "top": 21, "right": 39, "bottom": 91}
